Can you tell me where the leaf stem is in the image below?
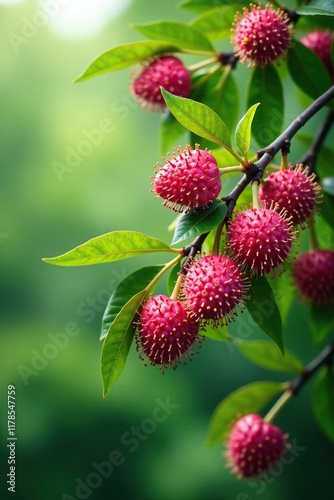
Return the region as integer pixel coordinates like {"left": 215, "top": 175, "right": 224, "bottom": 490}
{"left": 219, "top": 166, "right": 244, "bottom": 175}
{"left": 188, "top": 57, "right": 221, "bottom": 74}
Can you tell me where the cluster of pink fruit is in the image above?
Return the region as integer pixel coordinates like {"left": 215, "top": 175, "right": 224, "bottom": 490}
{"left": 128, "top": 4, "right": 334, "bottom": 479}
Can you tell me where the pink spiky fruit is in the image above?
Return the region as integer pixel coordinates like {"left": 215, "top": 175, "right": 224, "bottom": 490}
{"left": 228, "top": 207, "right": 294, "bottom": 275}
{"left": 131, "top": 55, "right": 191, "bottom": 111}
{"left": 292, "top": 249, "right": 334, "bottom": 305}
{"left": 136, "top": 295, "right": 201, "bottom": 369}
{"left": 225, "top": 414, "right": 287, "bottom": 478}
{"left": 301, "top": 30, "right": 334, "bottom": 78}
{"left": 153, "top": 145, "right": 222, "bottom": 212}
{"left": 231, "top": 4, "right": 292, "bottom": 67}
{"left": 258, "top": 165, "right": 321, "bottom": 228}
{"left": 183, "top": 254, "right": 247, "bottom": 325}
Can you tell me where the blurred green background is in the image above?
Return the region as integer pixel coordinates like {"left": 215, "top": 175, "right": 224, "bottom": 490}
{"left": 1, "top": 1, "right": 333, "bottom": 499}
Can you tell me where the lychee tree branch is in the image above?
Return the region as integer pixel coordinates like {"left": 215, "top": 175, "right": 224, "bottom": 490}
{"left": 181, "top": 86, "right": 334, "bottom": 266}
{"left": 264, "top": 341, "right": 334, "bottom": 423}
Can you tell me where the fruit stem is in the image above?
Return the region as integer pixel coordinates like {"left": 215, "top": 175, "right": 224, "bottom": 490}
{"left": 212, "top": 220, "right": 225, "bottom": 255}
{"left": 308, "top": 218, "right": 319, "bottom": 251}
{"left": 188, "top": 57, "right": 221, "bottom": 74}
{"left": 170, "top": 273, "right": 184, "bottom": 301}
{"left": 263, "top": 388, "right": 293, "bottom": 423}
{"left": 146, "top": 253, "right": 183, "bottom": 294}
{"left": 219, "top": 166, "right": 244, "bottom": 175}
{"left": 280, "top": 138, "right": 290, "bottom": 170}
{"left": 251, "top": 180, "right": 260, "bottom": 209}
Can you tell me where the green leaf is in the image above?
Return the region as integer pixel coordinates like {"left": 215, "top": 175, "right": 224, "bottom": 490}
{"left": 246, "top": 276, "right": 284, "bottom": 354}
{"left": 202, "top": 324, "right": 230, "bottom": 342}
{"left": 189, "top": 6, "right": 241, "bottom": 40}
{"left": 236, "top": 339, "right": 304, "bottom": 374}
{"left": 74, "top": 41, "right": 180, "bottom": 82}
{"left": 42, "top": 231, "right": 177, "bottom": 266}
{"left": 322, "top": 176, "right": 334, "bottom": 196}
{"left": 269, "top": 268, "right": 295, "bottom": 324}
{"left": 312, "top": 366, "right": 334, "bottom": 442}
{"left": 161, "top": 88, "right": 232, "bottom": 149}
{"left": 297, "top": 0, "right": 334, "bottom": 16}
{"left": 207, "top": 381, "right": 285, "bottom": 446}
{"left": 160, "top": 111, "right": 187, "bottom": 154}
{"left": 190, "top": 70, "right": 239, "bottom": 149}
{"left": 287, "top": 41, "right": 332, "bottom": 102}
{"left": 235, "top": 103, "right": 260, "bottom": 158}
{"left": 101, "top": 291, "right": 146, "bottom": 397}
{"left": 179, "top": 0, "right": 234, "bottom": 12}
{"left": 309, "top": 303, "right": 334, "bottom": 343}
{"left": 247, "top": 65, "right": 284, "bottom": 147}
{"left": 100, "top": 266, "right": 164, "bottom": 341}
{"left": 171, "top": 200, "right": 227, "bottom": 245}
{"left": 321, "top": 192, "right": 334, "bottom": 230}
{"left": 132, "top": 21, "right": 214, "bottom": 52}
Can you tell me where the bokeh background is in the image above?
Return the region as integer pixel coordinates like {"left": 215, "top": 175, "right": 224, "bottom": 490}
{"left": 1, "top": 1, "right": 333, "bottom": 499}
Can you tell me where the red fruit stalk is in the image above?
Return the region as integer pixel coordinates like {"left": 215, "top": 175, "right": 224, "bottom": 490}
{"left": 231, "top": 4, "right": 292, "bottom": 67}
{"left": 225, "top": 414, "right": 287, "bottom": 478}
{"left": 228, "top": 207, "right": 294, "bottom": 275}
{"left": 153, "top": 145, "right": 222, "bottom": 212}
{"left": 293, "top": 249, "right": 334, "bottom": 305}
{"left": 258, "top": 165, "right": 321, "bottom": 228}
{"left": 183, "top": 254, "right": 247, "bottom": 325}
{"left": 131, "top": 55, "right": 191, "bottom": 111}
{"left": 136, "top": 295, "right": 201, "bottom": 369}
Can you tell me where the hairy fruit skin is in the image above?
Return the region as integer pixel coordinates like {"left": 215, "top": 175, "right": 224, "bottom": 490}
{"left": 228, "top": 208, "right": 294, "bottom": 275}
{"left": 301, "top": 31, "right": 334, "bottom": 78}
{"left": 153, "top": 145, "right": 222, "bottom": 212}
{"left": 131, "top": 56, "right": 191, "bottom": 111}
{"left": 231, "top": 4, "right": 292, "bottom": 67}
{"left": 226, "top": 414, "right": 286, "bottom": 478}
{"left": 183, "top": 254, "right": 247, "bottom": 325}
{"left": 292, "top": 249, "right": 334, "bottom": 305}
{"left": 136, "top": 295, "right": 200, "bottom": 368}
{"left": 258, "top": 165, "right": 321, "bottom": 228}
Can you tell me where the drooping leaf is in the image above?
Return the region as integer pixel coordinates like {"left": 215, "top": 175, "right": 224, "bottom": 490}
{"left": 287, "top": 41, "right": 332, "bottom": 103}
{"left": 75, "top": 41, "right": 180, "bottom": 82}
{"left": 297, "top": 0, "right": 334, "bottom": 16}
{"left": 190, "top": 69, "right": 239, "bottom": 149}
{"left": 247, "top": 65, "right": 284, "bottom": 147}
{"left": 246, "top": 276, "right": 284, "bottom": 354}
{"left": 101, "top": 290, "right": 147, "bottom": 397}
{"left": 171, "top": 200, "right": 227, "bottom": 245}
{"left": 202, "top": 323, "right": 231, "bottom": 342}
{"left": 235, "top": 103, "right": 260, "bottom": 158}
{"left": 236, "top": 339, "right": 304, "bottom": 374}
{"left": 312, "top": 365, "right": 334, "bottom": 443}
{"left": 42, "top": 231, "right": 178, "bottom": 266}
{"left": 161, "top": 88, "right": 232, "bottom": 149}
{"left": 160, "top": 110, "right": 187, "bottom": 154}
{"left": 207, "top": 381, "right": 285, "bottom": 446}
{"left": 188, "top": 6, "right": 241, "bottom": 40}
{"left": 309, "top": 303, "right": 334, "bottom": 343}
{"left": 322, "top": 176, "right": 334, "bottom": 196}
{"left": 100, "top": 266, "right": 164, "bottom": 340}
{"left": 132, "top": 21, "right": 214, "bottom": 52}
{"left": 268, "top": 267, "right": 295, "bottom": 324}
